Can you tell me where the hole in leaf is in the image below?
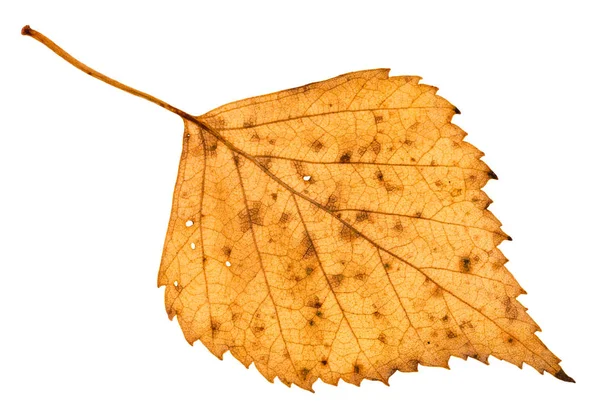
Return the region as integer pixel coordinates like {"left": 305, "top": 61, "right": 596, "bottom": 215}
{"left": 226, "top": 261, "right": 231, "bottom": 267}
{"left": 185, "top": 220, "right": 194, "bottom": 227}
{"left": 190, "top": 242, "right": 196, "bottom": 250}
{"left": 174, "top": 281, "right": 179, "bottom": 287}
{"left": 303, "top": 175, "right": 311, "bottom": 181}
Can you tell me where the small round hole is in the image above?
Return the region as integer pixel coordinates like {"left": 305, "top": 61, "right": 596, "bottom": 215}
{"left": 190, "top": 242, "right": 196, "bottom": 250}
{"left": 303, "top": 175, "right": 311, "bottom": 181}
{"left": 185, "top": 220, "right": 194, "bottom": 227}
{"left": 174, "top": 281, "right": 179, "bottom": 287}
{"left": 225, "top": 261, "right": 231, "bottom": 267}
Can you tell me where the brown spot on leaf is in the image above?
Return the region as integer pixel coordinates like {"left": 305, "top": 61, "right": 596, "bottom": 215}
{"left": 248, "top": 202, "right": 265, "bottom": 226}
{"left": 301, "top": 233, "right": 316, "bottom": 258}
{"left": 211, "top": 320, "right": 221, "bottom": 332}
{"left": 450, "top": 188, "right": 463, "bottom": 197}
{"left": 339, "top": 151, "right": 352, "bottom": 163}
{"left": 354, "top": 273, "right": 366, "bottom": 281}
{"left": 460, "top": 257, "right": 471, "bottom": 273}
{"left": 311, "top": 140, "right": 324, "bottom": 152}
{"left": 325, "top": 194, "right": 338, "bottom": 210}
{"left": 331, "top": 273, "right": 344, "bottom": 287}
{"left": 340, "top": 224, "right": 359, "bottom": 241}
{"left": 370, "top": 140, "right": 381, "bottom": 155}
{"left": 257, "top": 156, "right": 272, "bottom": 170}
{"left": 308, "top": 297, "right": 322, "bottom": 309}
{"left": 393, "top": 221, "right": 404, "bottom": 233}
{"left": 206, "top": 141, "right": 218, "bottom": 157}
{"left": 252, "top": 325, "right": 265, "bottom": 335}
{"left": 355, "top": 210, "right": 370, "bottom": 222}
{"left": 503, "top": 297, "right": 519, "bottom": 320}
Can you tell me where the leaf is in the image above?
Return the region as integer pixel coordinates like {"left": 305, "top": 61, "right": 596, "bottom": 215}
{"left": 23, "top": 26, "right": 573, "bottom": 390}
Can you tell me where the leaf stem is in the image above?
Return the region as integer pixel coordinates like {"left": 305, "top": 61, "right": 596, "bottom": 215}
{"left": 21, "top": 25, "right": 198, "bottom": 123}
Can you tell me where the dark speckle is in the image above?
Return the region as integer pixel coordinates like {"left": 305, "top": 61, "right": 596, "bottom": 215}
{"left": 301, "top": 368, "right": 310, "bottom": 379}
{"left": 270, "top": 192, "right": 278, "bottom": 201}
{"left": 354, "top": 364, "right": 361, "bottom": 374}
{"left": 460, "top": 257, "right": 471, "bottom": 273}
{"left": 325, "top": 194, "right": 338, "bottom": 210}
{"left": 340, "top": 224, "right": 358, "bottom": 241}
{"left": 442, "top": 315, "right": 449, "bottom": 323}
{"left": 206, "top": 142, "right": 218, "bottom": 157}
{"left": 375, "top": 170, "right": 384, "bottom": 182}
{"left": 305, "top": 267, "right": 314, "bottom": 276}
{"left": 508, "top": 337, "right": 514, "bottom": 343}
{"left": 446, "top": 330, "right": 457, "bottom": 339}
{"left": 311, "top": 140, "right": 324, "bottom": 152}
{"left": 309, "top": 319, "right": 315, "bottom": 326}
{"left": 355, "top": 210, "right": 370, "bottom": 222}
{"left": 340, "top": 152, "right": 352, "bottom": 163}
{"left": 321, "top": 359, "right": 328, "bottom": 366}
{"left": 211, "top": 320, "right": 220, "bottom": 332}
{"left": 302, "top": 233, "right": 316, "bottom": 258}
{"left": 393, "top": 221, "right": 404, "bottom": 233}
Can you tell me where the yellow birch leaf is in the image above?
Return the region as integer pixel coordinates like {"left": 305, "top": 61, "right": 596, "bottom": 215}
{"left": 23, "top": 25, "right": 574, "bottom": 391}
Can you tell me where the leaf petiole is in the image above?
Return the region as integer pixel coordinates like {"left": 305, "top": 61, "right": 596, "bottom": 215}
{"left": 21, "top": 25, "right": 197, "bottom": 124}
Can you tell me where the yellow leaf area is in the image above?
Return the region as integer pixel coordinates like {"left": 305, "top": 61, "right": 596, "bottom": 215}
{"left": 158, "top": 69, "right": 570, "bottom": 390}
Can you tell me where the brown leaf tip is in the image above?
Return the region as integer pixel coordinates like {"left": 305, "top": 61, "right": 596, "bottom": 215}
{"left": 487, "top": 170, "right": 498, "bottom": 180}
{"left": 554, "top": 369, "right": 575, "bottom": 383}
{"left": 453, "top": 106, "right": 461, "bottom": 114}
{"left": 21, "top": 25, "right": 33, "bottom": 36}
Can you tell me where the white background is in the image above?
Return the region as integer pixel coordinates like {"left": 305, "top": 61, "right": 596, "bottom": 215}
{"left": 1, "top": 1, "right": 598, "bottom": 414}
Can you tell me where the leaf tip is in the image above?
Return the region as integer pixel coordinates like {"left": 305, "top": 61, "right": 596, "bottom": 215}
{"left": 487, "top": 170, "right": 499, "bottom": 180}
{"left": 21, "top": 25, "right": 32, "bottom": 36}
{"left": 453, "top": 106, "right": 461, "bottom": 114}
{"left": 554, "top": 369, "right": 575, "bottom": 383}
